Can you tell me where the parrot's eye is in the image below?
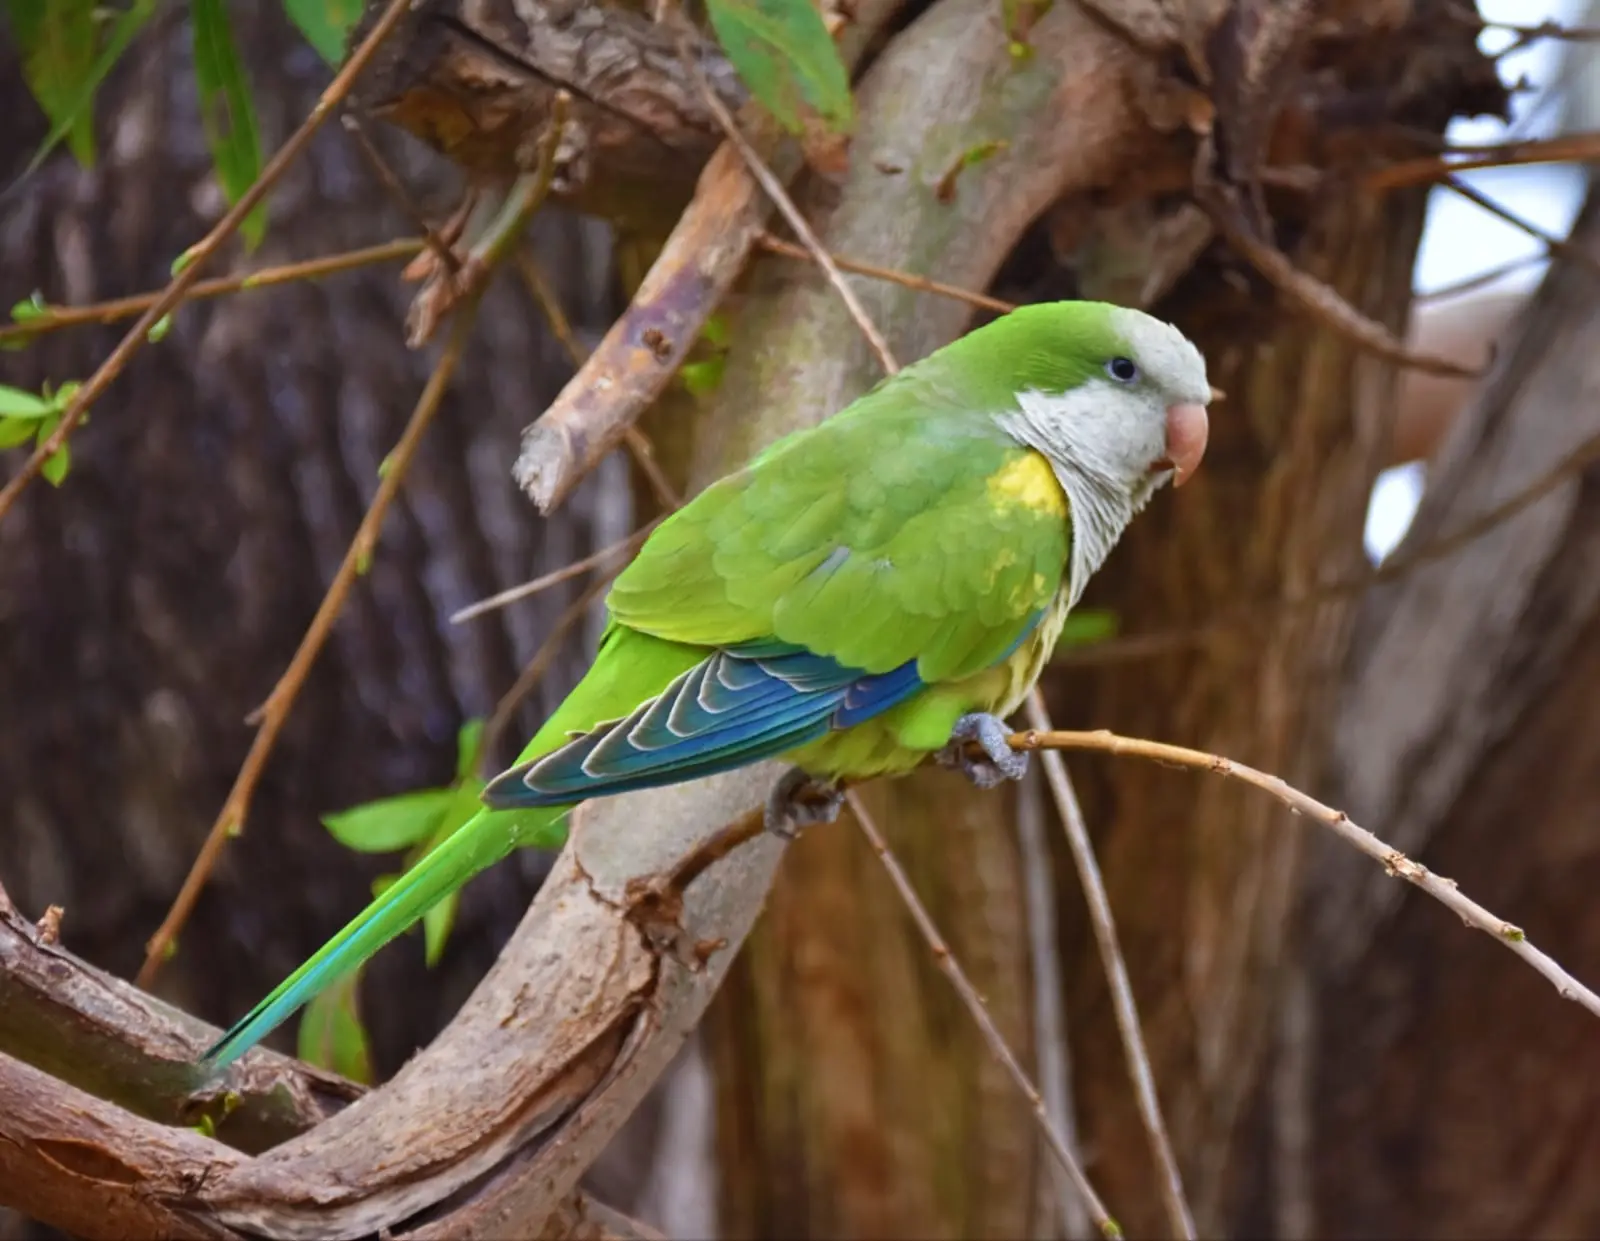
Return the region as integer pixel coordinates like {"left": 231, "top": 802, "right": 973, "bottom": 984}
{"left": 1106, "top": 356, "right": 1139, "bottom": 383}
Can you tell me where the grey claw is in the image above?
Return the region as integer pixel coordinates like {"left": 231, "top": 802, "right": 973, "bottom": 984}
{"left": 937, "top": 712, "right": 1028, "bottom": 789}
{"left": 765, "top": 767, "right": 845, "bottom": 839}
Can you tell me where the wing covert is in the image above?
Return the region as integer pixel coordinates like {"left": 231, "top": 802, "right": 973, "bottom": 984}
{"left": 607, "top": 398, "right": 1069, "bottom": 685}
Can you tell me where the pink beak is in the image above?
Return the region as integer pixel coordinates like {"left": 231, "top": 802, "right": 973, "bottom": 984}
{"left": 1163, "top": 402, "right": 1210, "bottom": 487}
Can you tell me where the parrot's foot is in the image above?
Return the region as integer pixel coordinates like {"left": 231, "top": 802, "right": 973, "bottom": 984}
{"left": 937, "top": 712, "right": 1029, "bottom": 789}
{"left": 765, "top": 767, "right": 845, "bottom": 839}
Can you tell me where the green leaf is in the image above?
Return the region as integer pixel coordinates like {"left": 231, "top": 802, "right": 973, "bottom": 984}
{"left": 0, "top": 384, "right": 55, "bottom": 418}
{"left": 11, "top": 0, "right": 158, "bottom": 183}
{"left": 680, "top": 357, "right": 726, "bottom": 399}
{"left": 33, "top": 412, "right": 70, "bottom": 485}
{"left": 11, "top": 293, "right": 48, "bottom": 322}
{"left": 455, "top": 718, "right": 486, "bottom": 780}
{"left": 38, "top": 437, "right": 70, "bottom": 486}
{"left": 281, "top": 0, "right": 361, "bottom": 64}
{"left": 321, "top": 788, "right": 454, "bottom": 854}
{"left": 296, "top": 972, "right": 374, "bottom": 1085}
{"left": 422, "top": 889, "right": 458, "bottom": 967}
{"left": 6, "top": 0, "right": 99, "bottom": 166}
{"left": 1054, "top": 608, "right": 1118, "bottom": 651}
{"left": 191, "top": 0, "right": 267, "bottom": 248}
{"left": 704, "top": 0, "right": 853, "bottom": 135}
{"left": 0, "top": 418, "right": 37, "bottom": 449}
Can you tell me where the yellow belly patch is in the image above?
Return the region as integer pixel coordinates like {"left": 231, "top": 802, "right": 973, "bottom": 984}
{"left": 986, "top": 451, "right": 1067, "bottom": 517}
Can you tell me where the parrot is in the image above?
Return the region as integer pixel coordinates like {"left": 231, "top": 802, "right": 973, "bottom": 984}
{"left": 200, "top": 300, "right": 1210, "bottom": 1073}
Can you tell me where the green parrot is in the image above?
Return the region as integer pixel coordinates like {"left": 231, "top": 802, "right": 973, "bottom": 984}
{"left": 201, "top": 300, "right": 1210, "bottom": 1072}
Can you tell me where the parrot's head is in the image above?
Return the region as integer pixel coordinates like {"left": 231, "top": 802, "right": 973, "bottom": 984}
{"left": 979, "top": 301, "right": 1213, "bottom": 598}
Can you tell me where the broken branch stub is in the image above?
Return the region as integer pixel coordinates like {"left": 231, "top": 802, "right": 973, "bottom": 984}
{"left": 509, "top": 0, "right": 906, "bottom": 514}
{"left": 0, "top": 898, "right": 355, "bottom": 1155}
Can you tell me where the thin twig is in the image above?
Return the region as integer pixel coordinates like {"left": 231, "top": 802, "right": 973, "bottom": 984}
{"left": 451, "top": 522, "right": 657, "bottom": 624}
{"left": 1367, "top": 132, "right": 1600, "bottom": 192}
{"left": 1444, "top": 176, "right": 1600, "bottom": 282}
{"left": 755, "top": 232, "right": 1016, "bottom": 315}
{"left": 135, "top": 106, "right": 573, "bottom": 987}
{"left": 682, "top": 39, "right": 898, "bottom": 376}
{"left": 0, "top": 0, "right": 417, "bottom": 524}
{"left": 1003, "top": 729, "right": 1600, "bottom": 1021}
{"left": 1024, "top": 691, "right": 1195, "bottom": 1240}
{"left": 1194, "top": 143, "right": 1479, "bottom": 380}
{"left": 137, "top": 304, "right": 483, "bottom": 987}
{"left": 1013, "top": 769, "right": 1091, "bottom": 1240}
{"left": 1483, "top": 18, "right": 1600, "bottom": 56}
{"left": 342, "top": 116, "right": 461, "bottom": 275}
{"left": 511, "top": 248, "right": 682, "bottom": 510}
{"left": 1415, "top": 254, "right": 1547, "bottom": 304}
{"left": 483, "top": 571, "right": 620, "bottom": 763}
{"left": 846, "top": 790, "right": 1122, "bottom": 1240}
{"left": 0, "top": 240, "right": 423, "bottom": 345}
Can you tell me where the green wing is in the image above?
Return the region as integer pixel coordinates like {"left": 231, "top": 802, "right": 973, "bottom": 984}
{"left": 608, "top": 399, "right": 1068, "bottom": 683}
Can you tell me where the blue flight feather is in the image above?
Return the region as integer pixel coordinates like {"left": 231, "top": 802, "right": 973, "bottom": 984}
{"left": 482, "top": 613, "right": 1046, "bottom": 810}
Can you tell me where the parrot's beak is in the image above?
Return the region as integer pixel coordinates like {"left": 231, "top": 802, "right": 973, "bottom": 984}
{"left": 1163, "top": 402, "right": 1210, "bottom": 487}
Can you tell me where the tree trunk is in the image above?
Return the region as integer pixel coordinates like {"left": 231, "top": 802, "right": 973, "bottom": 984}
{"left": 0, "top": 0, "right": 616, "bottom": 1098}
{"left": 1292, "top": 184, "right": 1600, "bottom": 1240}
{"left": 695, "top": 3, "right": 1495, "bottom": 1238}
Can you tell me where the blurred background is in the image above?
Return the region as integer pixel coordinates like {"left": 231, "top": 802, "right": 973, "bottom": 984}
{"left": 3, "top": 0, "right": 1600, "bottom": 1237}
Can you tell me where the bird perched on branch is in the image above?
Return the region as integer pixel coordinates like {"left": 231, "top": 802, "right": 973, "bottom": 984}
{"left": 202, "top": 300, "right": 1211, "bottom": 1071}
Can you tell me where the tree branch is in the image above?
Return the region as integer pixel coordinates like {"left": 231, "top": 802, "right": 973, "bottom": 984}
{"left": 1006, "top": 730, "right": 1600, "bottom": 1021}
{"left": 346, "top": 0, "right": 745, "bottom": 227}
{"left": 0, "top": 895, "right": 352, "bottom": 1155}
{"left": 0, "top": 862, "right": 694, "bottom": 1240}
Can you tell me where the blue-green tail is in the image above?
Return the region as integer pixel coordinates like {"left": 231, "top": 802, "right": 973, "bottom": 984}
{"left": 199, "top": 803, "right": 565, "bottom": 1074}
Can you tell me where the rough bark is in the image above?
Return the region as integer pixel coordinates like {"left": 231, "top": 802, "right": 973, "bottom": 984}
{"left": 347, "top": 0, "right": 745, "bottom": 231}
{"left": 1297, "top": 186, "right": 1600, "bottom": 1240}
{"left": 0, "top": 898, "right": 662, "bottom": 1241}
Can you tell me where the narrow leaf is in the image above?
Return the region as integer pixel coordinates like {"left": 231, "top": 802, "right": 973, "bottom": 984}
{"left": 190, "top": 0, "right": 267, "bottom": 248}
{"left": 1054, "top": 608, "right": 1119, "bottom": 652}
{"left": 0, "top": 419, "right": 37, "bottom": 449}
{"left": 704, "top": 0, "right": 853, "bottom": 135}
{"left": 296, "top": 972, "right": 374, "bottom": 1085}
{"left": 321, "top": 788, "right": 454, "bottom": 853}
{"left": 423, "top": 889, "right": 458, "bottom": 967}
{"left": 0, "top": 384, "right": 55, "bottom": 418}
{"left": 455, "top": 718, "right": 486, "bottom": 780}
{"left": 33, "top": 412, "right": 69, "bottom": 484}
{"left": 12, "top": 0, "right": 158, "bottom": 183}
{"left": 6, "top": 0, "right": 99, "bottom": 166}
{"left": 38, "top": 438, "right": 70, "bottom": 486}
{"left": 281, "top": 0, "right": 361, "bottom": 64}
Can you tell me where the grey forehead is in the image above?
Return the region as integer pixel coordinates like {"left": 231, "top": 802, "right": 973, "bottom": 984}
{"left": 1109, "top": 308, "right": 1210, "bottom": 403}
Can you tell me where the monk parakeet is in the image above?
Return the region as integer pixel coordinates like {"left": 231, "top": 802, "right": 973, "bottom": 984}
{"left": 201, "top": 300, "right": 1210, "bottom": 1071}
